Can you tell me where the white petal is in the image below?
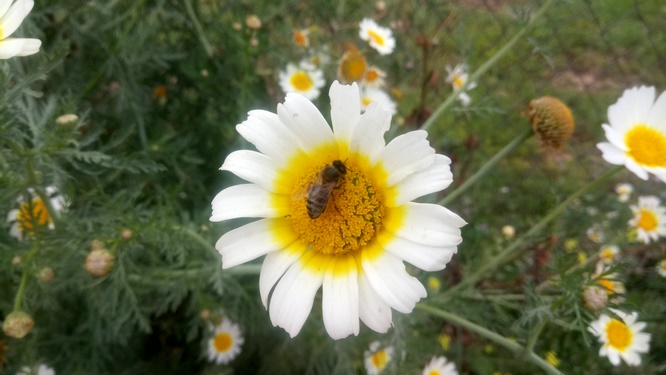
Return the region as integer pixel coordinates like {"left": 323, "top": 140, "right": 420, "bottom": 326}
{"left": 216, "top": 218, "right": 296, "bottom": 269}
{"left": 358, "top": 271, "right": 392, "bottom": 333}
{"left": 0, "top": 38, "right": 29, "bottom": 59}
{"left": 601, "top": 124, "right": 628, "bottom": 151}
{"left": 330, "top": 81, "right": 361, "bottom": 143}
{"left": 621, "top": 350, "right": 641, "bottom": 366}
{"left": 10, "top": 222, "right": 22, "bottom": 240}
{"left": 221, "top": 150, "right": 291, "bottom": 194}
{"left": 268, "top": 253, "right": 325, "bottom": 338}
{"left": 378, "top": 231, "right": 457, "bottom": 272}
{"left": 322, "top": 255, "right": 360, "bottom": 339}
{"left": 607, "top": 349, "right": 621, "bottom": 365}
{"left": 597, "top": 142, "right": 626, "bottom": 165}
{"left": 0, "top": 0, "right": 33, "bottom": 39}
{"left": 349, "top": 102, "right": 390, "bottom": 164}
{"left": 458, "top": 92, "right": 471, "bottom": 106}
{"left": 15, "top": 37, "right": 39, "bottom": 56}
{"left": 391, "top": 154, "right": 453, "bottom": 206}
{"left": 210, "top": 184, "right": 287, "bottom": 221}
{"left": 361, "top": 249, "right": 427, "bottom": 313}
{"left": 380, "top": 130, "right": 436, "bottom": 186}
{"left": 608, "top": 86, "right": 654, "bottom": 134}
{"left": 387, "top": 203, "right": 466, "bottom": 246}
{"left": 647, "top": 90, "right": 666, "bottom": 129}
{"left": 259, "top": 243, "right": 307, "bottom": 308}
{"left": 0, "top": 0, "right": 12, "bottom": 19}
{"left": 277, "top": 93, "right": 335, "bottom": 153}
{"left": 7, "top": 208, "right": 18, "bottom": 222}
{"left": 624, "top": 158, "right": 649, "bottom": 180}
{"left": 237, "top": 110, "right": 305, "bottom": 166}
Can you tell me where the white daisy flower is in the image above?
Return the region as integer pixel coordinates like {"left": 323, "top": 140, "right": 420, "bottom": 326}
{"left": 360, "top": 87, "right": 397, "bottom": 116}
{"left": 615, "top": 183, "right": 633, "bottom": 202}
{"left": 207, "top": 318, "right": 244, "bottom": 365}
{"left": 359, "top": 18, "right": 395, "bottom": 55}
{"left": 446, "top": 64, "right": 477, "bottom": 107}
{"left": 599, "top": 245, "right": 619, "bottom": 264}
{"left": 657, "top": 259, "right": 666, "bottom": 277}
{"left": 422, "top": 356, "right": 458, "bottom": 375}
{"left": 0, "top": 0, "right": 41, "bottom": 59}
{"left": 628, "top": 196, "right": 666, "bottom": 244}
{"left": 210, "top": 81, "right": 465, "bottom": 339}
{"left": 588, "top": 309, "right": 651, "bottom": 366}
{"left": 586, "top": 225, "right": 605, "bottom": 244}
{"left": 7, "top": 186, "right": 66, "bottom": 241}
{"left": 17, "top": 364, "right": 55, "bottom": 375}
{"left": 293, "top": 28, "right": 309, "bottom": 47}
{"left": 364, "top": 341, "right": 394, "bottom": 375}
{"left": 278, "top": 61, "right": 325, "bottom": 100}
{"left": 597, "top": 86, "right": 666, "bottom": 182}
{"left": 362, "top": 66, "right": 387, "bottom": 88}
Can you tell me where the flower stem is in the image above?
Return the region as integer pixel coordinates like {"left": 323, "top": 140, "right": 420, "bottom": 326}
{"left": 417, "top": 304, "right": 563, "bottom": 375}
{"left": 183, "top": 0, "right": 214, "bottom": 57}
{"left": 525, "top": 318, "right": 548, "bottom": 355}
{"left": 420, "top": 0, "right": 554, "bottom": 132}
{"left": 442, "top": 165, "right": 623, "bottom": 297}
{"left": 13, "top": 270, "right": 29, "bottom": 312}
{"left": 439, "top": 128, "right": 532, "bottom": 206}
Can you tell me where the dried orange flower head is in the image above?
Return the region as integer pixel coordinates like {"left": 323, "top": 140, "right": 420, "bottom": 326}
{"left": 338, "top": 43, "right": 367, "bottom": 84}
{"left": 523, "top": 96, "right": 575, "bottom": 150}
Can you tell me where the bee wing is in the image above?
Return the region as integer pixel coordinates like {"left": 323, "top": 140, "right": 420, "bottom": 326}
{"left": 292, "top": 173, "right": 324, "bottom": 201}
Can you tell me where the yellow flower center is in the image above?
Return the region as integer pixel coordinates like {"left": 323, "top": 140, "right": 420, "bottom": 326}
{"left": 438, "top": 334, "right": 451, "bottom": 351}
{"left": 428, "top": 371, "right": 440, "bottom": 375}
{"left": 339, "top": 50, "right": 367, "bottom": 83}
{"left": 288, "top": 160, "right": 384, "bottom": 255}
{"left": 293, "top": 30, "right": 307, "bottom": 46}
{"left": 17, "top": 198, "right": 51, "bottom": 234}
{"left": 367, "top": 30, "right": 386, "bottom": 46}
{"left": 370, "top": 349, "right": 389, "bottom": 370}
{"left": 625, "top": 125, "right": 666, "bottom": 167}
{"left": 636, "top": 209, "right": 658, "bottom": 231}
{"left": 597, "top": 278, "right": 616, "bottom": 295}
{"left": 366, "top": 69, "right": 379, "bottom": 83}
{"left": 213, "top": 332, "right": 233, "bottom": 353}
{"left": 289, "top": 72, "right": 314, "bottom": 92}
{"left": 600, "top": 249, "right": 615, "bottom": 262}
{"left": 545, "top": 351, "right": 560, "bottom": 367}
{"left": 605, "top": 318, "right": 632, "bottom": 351}
{"left": 452, "top": 75, "right": 464, "bottom": 90}
{"left": 361, "top": 97, "right": 373, "bottom": 107}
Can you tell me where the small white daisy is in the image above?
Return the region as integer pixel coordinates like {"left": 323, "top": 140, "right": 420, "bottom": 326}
{"left": 207, "top": 318, "right": 244, "bottom": 365}
{"left": 422, "top": 356, "right": 458, "bottom": 375}
{"left": 359, "top": 18, "right": 395, "bottom": 55}
{"left": 362, "top": 66, "right": 387, "bottom": 88}
{"left": 657, "top": 259, "right": 666, "bottom": 277}
{"left": 599, "top": 245, "right": 619, "bottom": 264}
{"left": 360, "top": 87, "right": 397, "bottom": 115}
{"left": 17, "top": 364, "right": 55, "bottom": 375}
{"left": 588, "top": 309, "right": 651, "bottom": 366}
{"left": 615, "top": 183, "right": 633, "bottom": 202}
{"left": 278, "top": 61, "right": 325, "bottom": 100}
{"left": 628, "top": 196, "right": 666, "bottom": 244}
{"left": 0, "top": 0, "right": 41, "bottom": 59}
{"left": 293, "top": 28, "right": 310, "bottom": 47}
{"left": 586, "top": 225, "right": 605, "bottom": 244}
{"left": 364, "top": 341, "right": 394, "bottom": 375}
{"left": 445, "top": 64, "right": 477, "bottom": 106}
{"left": 7, "top": 186, "right": 66, "bottom": 241}
{"left": 597, "top": 86, "right": 666, "bottom": 182}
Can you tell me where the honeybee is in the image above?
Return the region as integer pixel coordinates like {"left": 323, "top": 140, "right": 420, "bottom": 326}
{"left": 306, "top": 160, "right": 347, "bottom": 219}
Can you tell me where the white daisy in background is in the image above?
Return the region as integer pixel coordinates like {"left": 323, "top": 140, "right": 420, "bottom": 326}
{"left": 293, "top": 28, "right": 310, "bottom": 47}
{"left": 207, "top": 318, "right": 244, "bottom": 365}
{"left": 599, "top": 245, "right": 619, "bottom": 264}
{"left": 210, "top": 81, "right": 465, "bottom": 339}
{"left": 362, "top": 66, "right": 387, "bottom": 88}
{"left": 614, "top": 183, "right": 633, "bottom": 202}
{"left": 588, "top": 309, "right": 651, "bottom": 366}
{"left": 0, "top": 0, "right": 41, "bottom": 59}
{"left": 359, "top": 18, "right": 395, "bottom": 55}
{"left": 445, "top": 64, "right": 477, "bottom": 107}
{"left": 360, "top": 87, "right": 397, "bottom": 116}
{"left": 657, "top": 259, "right": 666, "bottom": 277}
{"left": 586, "top": 225, "right": 605, "bottom": 244}
{"left": 17, "top": 364, "right": 55, "bottom": 375}
{"left": 278, "top": 61, "right": 325, "bottom": 100}
{"left": 597, "top": 86, "right": 666, "bottom": 182}
{"left": 7, "top": 186, "right": 66, "bottom": 241}
{"left": 422, "top": 356, "right": 458, "bottom": 375}
{"left": 364, "top": 341, "right": 394, "bottom": 375}
{"left": 628, "top": 196, "right": 666, "bottom": 244}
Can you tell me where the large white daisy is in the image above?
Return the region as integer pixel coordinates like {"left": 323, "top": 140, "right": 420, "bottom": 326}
{"left": 628, "top": 196, "right": 666, "bottom": 244}
{"left": 207, "top": 318, "right": 244, "bottom": 365}
{"left": 278, "top": 61, "right": 325, "bottom": 100}
{"left": 0, "top": 0, "right": 41, "bottom": 59}
{"left": 597, "top": 86, "right": 666, "bottom": 182}
{"left": 422, "top": 356, "right": 458, "bottom": 375}
{"left": 588, "top": 309, "right": 651, "bottom": 366}
{"left": 7, "top": 186, "right": 66, "bottom": 241}
{"left": 359, "top": 18, "right": 395, "bottom": 55}
{"left": 210, "top": 81, "right": 465, "bottom": 339}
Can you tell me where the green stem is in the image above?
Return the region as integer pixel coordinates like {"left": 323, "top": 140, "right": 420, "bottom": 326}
{"left": 442, "top": 165, "right": 623, "bottom": 297}
{"left": 525, "top": 318, "right": 548, "bottom": 355}
{"left": 183, "top": 0, "right": 214, "bottom": 57}
{"left": 439, "top": 128, "right": 532, "bottom": 206}
{"left": 420, "top": 0, "right": 554, "bottom": 132}
{"left": 13, "top": 271, "right": 29, "bottom": 312}
{"left": 417, "top": 304, "right": 563, "bottom": 375}
{"left": 535, "top": 248, "right": 602, "bottom": 293}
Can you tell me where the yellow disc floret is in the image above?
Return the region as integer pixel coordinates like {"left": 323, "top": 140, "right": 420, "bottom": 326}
{"left": 213, "top": 332, "right": 233, "bottom": 352}
{"left": 605, "top": 319, "right": 632, "bottom": 351}
{"left": 288, "top": 160, "right": 384, "bottom": 256}
{"left": 636, "top": 209, "right": 658, "bottom": 231}
{"left": 289, "top": 72, "right": 314, "bottom": 92}
{"left": 17, "top": 198, "right": 51, "bottom": 234}
{"left": 625, "top": 125, "right": 666, "bottom": 167}
{"left": 367, "top": 30, "right": 386, "bottom": 46}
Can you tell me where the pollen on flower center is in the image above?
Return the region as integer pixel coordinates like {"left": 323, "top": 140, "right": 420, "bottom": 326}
{"left": 367, "top": 30, "right": 386, "bottom": 46}
{"left": 625, "top": 125, "right": 666, "bottom": 167}
{"left": 17, "top": 199, "right": 50, "bottom": 232}
{"left": 637, "top": 209, "right": 658, "bottom": 231}
{"left": 289, "top": 72, "right": 314, "bottom": 92}
{"left": 605, "top": 319, "right": 632, "bottom": 351}
{"left": 288, "top": 161, "right": 384, "bottom": 255}
{"left": 213, "top": 332, "right": 233, "bottom": 352}
{"left": 371, "top": 350, "right": 388, "bottom": 368}
{"left": 453, "top": 76, "right": 464, "bottom": 89}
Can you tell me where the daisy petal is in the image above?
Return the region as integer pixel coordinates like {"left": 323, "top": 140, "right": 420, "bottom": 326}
{"left": 385, "top": 203, "right": 466, "bottom": 247}
{"left": 278, "top": 94, "right": 335, "bottom": 153}
{"left": 601, "top": 124, "right": 628, "bottom": 151}
{"left": 349, "top": 102, "right": 390, "bottom": 164}
{"left": 596, "top": 142, "right": 626, "bottom": 165}
{"left": 624, "top": 158, "right": 649, "bottom": 180}
{"left": 647, "top": 90, "right": 666, "bottom": 129}
{"left": 358, "top": 272, "right": 393, "bottom": 333}
{"left": 379, "top": 232, "right": 457, "bottom": 272}
{"left": 391, "top": 154, "right": 453, "bottom": 206}
{"left": 608, "top": 86, "right": 654, "bottom": 133}
{"left": 237, "top": 110, "right": 305, "bottom": 166}
{"left": 330, "top": 81, "right": 361, "bottom": 142}
{"left": 322, "top": 255, "right": 360, "bottom": 339}
{"left": 216, "top": 218, "right": 297, "bottom": 269}
{"left": 380, "top": 130, "right": 436, "bottom": 186}
{"left": 0, "top": 0, "right": 33, "bottom": 39}
{"left": 259, "top": 243, "right": 308, "bottom": 308}
{"left": 210, "top": 184, "right": 288, "bottom": 221}
{"left": 221, "top": 150, "right": 291, "bottom": 194}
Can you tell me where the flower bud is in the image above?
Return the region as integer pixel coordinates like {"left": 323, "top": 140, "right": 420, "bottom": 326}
{"left": 121, "top": 228, "right": 133, "bottom": 240}
{"left": 582, "top": 286, "right": 608, "bottom": 312}
{"left": 501, "top": 225, "right": 516, "bottom": 239}
{"left": 38, "top": 267, "right": 55, "bottom": 283}
{"left": 523, "top": 96, "right": 574, "bottom": 150}
{"left": 200, "top": 309, "right": 211, "bottom": 321}
{"left": 245, "top": 15, "right": 261, "bottom": 30}
{"left": 85, "top": 249, "right": 115, "bottom": 277}
{"left": 2, "top": 311, "right": 35, "bottom": 338}
{"left": 11, "top": 256, "right": 21, "bottom": 266}
{"left": 55, "top": 114, "right": 79, "bottom": 127}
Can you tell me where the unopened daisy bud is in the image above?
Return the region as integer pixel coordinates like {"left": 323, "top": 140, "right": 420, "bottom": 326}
{"left": 523, "top": 96, "right": 574, "bottom": 150}
{"left": 38, "top": 267, "right": 55, "bottom": 283}
{"left": 582, "top": 286, "right": 608, "bottom": 312}
{"left": 200, "top": 309, "right": 211, "bottom": 320}
{"left": 245, "top": 15, "right": 261, "bottom": 30}
{"left": 12, "top": 256, "right": 21, "bottom": 266}
{"left": 90, "top": 239, "right": 103, "bottom": 251}
{"left": 56, "top": 114, "right": 79, "bottom": 127}
{"left": 232, "top": 22, "right": 242, "bottom": 31}
{"left": 249, "top": 37, "right": 259, "bottom": 47}
{"left": 85, "top": 249, "right": 115, "bottom": 277}
{"left": 501, "top": 225, "right": 516, "bottom": 239}
{"left": 338, "top": 44, "right": 367, "bottom": 83}
{"left": 121, "top": 228, "right": 133, "bottom": 240}
{"left": 2, "top": 311, "right": 35, "bottom": 338}
{"left": 375, "top": 1, "right": 386, "bottom": 12}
